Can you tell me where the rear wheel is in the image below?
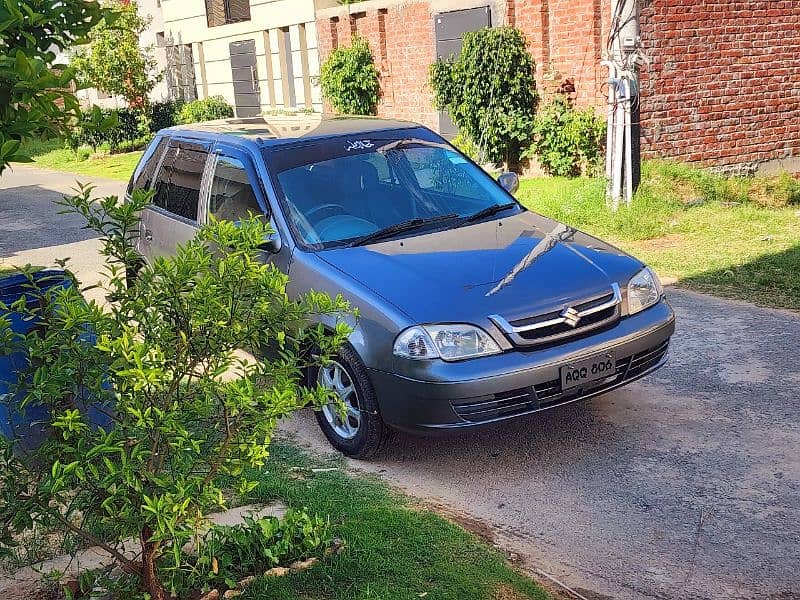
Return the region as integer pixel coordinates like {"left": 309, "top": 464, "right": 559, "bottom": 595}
{"left": 312, "top": 345, "right": 391, "bottom": 459}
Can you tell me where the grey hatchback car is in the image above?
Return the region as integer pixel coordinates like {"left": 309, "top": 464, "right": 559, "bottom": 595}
{"left": 128, "top": 116, "right": 675, "bottom": 458}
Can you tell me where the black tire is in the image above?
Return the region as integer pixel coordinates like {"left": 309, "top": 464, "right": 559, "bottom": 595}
{"left": 310, "top": 345, "right": 392, "bottom": 459}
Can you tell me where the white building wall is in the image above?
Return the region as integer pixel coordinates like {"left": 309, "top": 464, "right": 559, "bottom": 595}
{"left": 159, "top": 0, "right": 332, "bottom": 115}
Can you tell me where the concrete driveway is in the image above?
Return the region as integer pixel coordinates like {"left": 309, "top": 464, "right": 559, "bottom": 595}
{"left": 2, "top": 166, "right": 799, "bottom": 600}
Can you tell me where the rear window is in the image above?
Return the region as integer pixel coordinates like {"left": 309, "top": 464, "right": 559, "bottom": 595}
{"left": 152, "top": 143, "right": 208, "bottom": 222}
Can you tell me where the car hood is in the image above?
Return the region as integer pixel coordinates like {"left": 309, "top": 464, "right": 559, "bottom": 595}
{"left": 317, "top": 211, "right": 643, "bottom": 325}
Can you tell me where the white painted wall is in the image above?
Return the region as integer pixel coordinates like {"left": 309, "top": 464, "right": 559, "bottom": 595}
{"left": 160, "top": 0, "right": 326, "bottom": 114}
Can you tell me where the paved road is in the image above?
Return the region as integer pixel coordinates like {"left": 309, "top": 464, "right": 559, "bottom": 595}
{"left": 3, "top": 167, "right": 799, "bottom": 600}
{"left": 287, "top": 291, "right": 800, "bottom": 600}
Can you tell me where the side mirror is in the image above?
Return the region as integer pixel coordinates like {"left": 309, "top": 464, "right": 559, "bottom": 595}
{"left": 498, "top": 172, "right": 520, "bottom": 195}
{"left": 258, "top": 231, "right": 282, "bottom": 254}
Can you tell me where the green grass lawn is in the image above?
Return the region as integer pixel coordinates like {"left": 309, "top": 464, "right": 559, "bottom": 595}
{"left": 16, "top": 138, "right": 142, "bottom": 181}
{"left": 516, "top": 161, "right": 800, "bottom": 310}
{"left": 238, "top": 444, "right": 548, "bottom": 600}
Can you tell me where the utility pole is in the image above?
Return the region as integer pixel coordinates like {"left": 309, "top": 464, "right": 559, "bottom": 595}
{"left": 604, "top": 0, "right": 641, "bottom": 210}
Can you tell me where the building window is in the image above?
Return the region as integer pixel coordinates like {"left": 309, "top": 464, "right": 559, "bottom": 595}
{"left": 205, "top": 0, "right": 251, "bottom": 27}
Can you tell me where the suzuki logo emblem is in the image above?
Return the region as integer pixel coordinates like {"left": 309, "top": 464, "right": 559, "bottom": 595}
{"left": 561, "top": 306, "right": 581, "bottom": 328}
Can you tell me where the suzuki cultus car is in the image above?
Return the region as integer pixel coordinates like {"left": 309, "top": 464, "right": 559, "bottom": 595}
{"left": 127, "top": 117, "right": 675, "bottom": 458}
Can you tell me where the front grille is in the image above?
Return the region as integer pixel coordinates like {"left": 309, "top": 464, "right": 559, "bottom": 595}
{"left": 514, "top": 303, "right": 618, "bottom": 343}
{"left": 490, "top": 285, "right": 622, "bottom": 347}
{"left": 451, "top": 340, "right": 670, "bottom": 423}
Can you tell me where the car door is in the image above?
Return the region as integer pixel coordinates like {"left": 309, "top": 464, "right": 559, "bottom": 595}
{"left": 144, "top": 139, "right": 210, "bottom": 258}
{"left": 202, "top": 146, "right": 291, "bottom": 273}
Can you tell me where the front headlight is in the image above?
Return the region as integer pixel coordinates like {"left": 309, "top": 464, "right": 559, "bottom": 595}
{"left": 627, "top": 267, "right": 663, "bottom": 315}
{"left": 393, "top": 324, "right": 501, "bottom": 361}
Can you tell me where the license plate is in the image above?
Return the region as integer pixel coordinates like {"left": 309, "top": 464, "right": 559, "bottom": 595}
{"left": 560, "top": 352, "right": 616, "bottom": 391}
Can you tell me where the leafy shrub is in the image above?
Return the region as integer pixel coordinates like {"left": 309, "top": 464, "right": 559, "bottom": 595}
{"left": 320, "top": 35, "right": 380, "bottom": 115}
{"left": 68, "top": 105, "right": 151, "bottom": 153}
{"left": 0, "top": 189, "right": 351, "bottom": 600}
{"left": 150, "top": 99, "right": 185, "bottom": 132}
{"left": 525, "top": 94, "right": 606, "bottom": 177}
{"left": 183, "top": 510, "right": 330, "bottom": 594}
{"left": 450, "top": 134, "right": 481, "bottom": 163}
{"left": 177, "top": 96, "right": 235, "bottom": 124}
{"left": 429, "top": 27, "right": 537, "bottom": 166}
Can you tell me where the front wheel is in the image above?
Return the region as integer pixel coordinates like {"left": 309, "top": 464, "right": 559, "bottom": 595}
{"left": 311, "top": 345, "right": 391, "bottom": 459}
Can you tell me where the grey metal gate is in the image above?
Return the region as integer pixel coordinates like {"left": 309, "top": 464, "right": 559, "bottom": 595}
{"left": 229, "top": 39, "right": 261, "bottom": 118}
{"left": 434, "top": 6, "right": 491, "bottom": 139}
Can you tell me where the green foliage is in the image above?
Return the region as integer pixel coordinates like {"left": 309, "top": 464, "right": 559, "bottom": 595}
{"left": 186, "top": 510, "right": 329, "bottom": 594}
{"left": 72, "top": 0, "right": 161, "bottom": 109}
{"left": 319, "top": 35, "right": 380, "bottom": 116}
{"left": 450, "top": 134, "right": 481, "bottom": 163}
{"left": 0, "top": 188, "right": 351, "bottom": 599}
{"left": 150, "top": 99, "right": 185, "bottom": 132}
{"left": 177, "top": 96, "right": 235, "bottom": 124}
{"left": 429, "top": 27, "right": 537, "bottom": 166}
{"left": 525, "top": 94, "right": 606, "bottom": 177}
{"left": 0, "top": 0, "right": 109, "bottom": 174}
{"left": 68, "top": 105, "right": 150, "bottom": 153}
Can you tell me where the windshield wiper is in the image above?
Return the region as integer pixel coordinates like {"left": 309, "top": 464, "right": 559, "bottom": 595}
{"left": 461, "top": 202, "right": 518, "bottom": 224}
{"left": 349, "top": 214, "right": 458, "bottom": 247}
{"left": 377, "top": 138, "right": 452, "bottom": 154}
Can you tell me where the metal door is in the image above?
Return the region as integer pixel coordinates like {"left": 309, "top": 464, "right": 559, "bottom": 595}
{"left": 229, "top": 39, "right": 261, "bottom": 118}
{"left": 434, "top": 6, "right": 491, "bottom": 139}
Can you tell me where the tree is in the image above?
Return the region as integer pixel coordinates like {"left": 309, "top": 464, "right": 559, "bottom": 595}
{"left": 0, "top": 189, "right": 351, "bottom": 599}
{"left": 320, "top": 35, "right": 380, "bottom": 116}
{"left": 0, "top": 0, "right": 109, "bottom": 174}
{"left": 73, "top": 0, "right": 161, "bottom": 109}
{"left": 429, "top": 27, "right": 538, "bottom": 166}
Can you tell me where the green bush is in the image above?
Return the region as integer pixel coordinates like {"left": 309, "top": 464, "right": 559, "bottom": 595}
{"left": 319, "top": 35, "right": 380, "bottom": 115}
{"left": 429, "top": 27, "right": 537, "bottom": 166}
{"left": 150, "top": 99, "right": 185, "bottom": 132}
{"left": 450, "top": 134, "right": 481, "bottom": 162}
{"left": 177, "top": 96, "right": 235, "bottom": 124}
{"left": 0, "top": 189, "right": 351, "bottom": 599}
{"left": 66, "top": 106, "right": 150, "bottom": 154}
{"left": 184, "top": 510, "right": 330, "bottom": 595}
{"left": 525, "top": 94, "right": 606, "bottom": 177}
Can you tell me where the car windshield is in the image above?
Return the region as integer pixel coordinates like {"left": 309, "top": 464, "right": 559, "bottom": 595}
{"left": 267, "top": 136, "right": 519, "bottom": 249}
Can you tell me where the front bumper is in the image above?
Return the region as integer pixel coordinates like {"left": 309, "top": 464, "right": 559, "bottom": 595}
{"left": 369, "top": 299, "right": 675, "bottom": 433}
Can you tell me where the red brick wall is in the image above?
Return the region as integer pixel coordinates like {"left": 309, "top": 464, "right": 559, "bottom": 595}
{"left": 639, "top": 0, "right": 800, "bottom": 169}
{"left": 318, "top": 3, "right": 439, "bottom": 130}
{"left": 507, "top": 0, "right": 608, "bottom": 107}
{"left": 318, "top": 0, "right": 800, "bottom": 169}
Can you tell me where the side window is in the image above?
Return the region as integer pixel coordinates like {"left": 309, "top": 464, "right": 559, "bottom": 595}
{"left": 168, "top": 147, "right": 206, "bottom": 221}
{"left": 152, "top": 146, "right": 177, "bottom": 211}
{"left": 151, "top": 143, "right": 207, "bottom": 222}
{"left": 127, "top": 137, "right": 168, "bottom": 196}
{"left": 209, "top": 156, "right": 264, "bottom": 222}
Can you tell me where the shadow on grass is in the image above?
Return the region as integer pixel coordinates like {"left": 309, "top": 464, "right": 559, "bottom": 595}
{"left": 679, "top": 244, "right": 800, "bottom": 311}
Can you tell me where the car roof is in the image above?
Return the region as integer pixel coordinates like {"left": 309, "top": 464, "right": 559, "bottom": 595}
{"left": 162, "top": 115, "right": 423, "bottom": 148}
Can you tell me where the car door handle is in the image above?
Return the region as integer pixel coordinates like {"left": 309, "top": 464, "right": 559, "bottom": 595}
{"left": 144, "top": 229, "right": 153, "bottom": 242}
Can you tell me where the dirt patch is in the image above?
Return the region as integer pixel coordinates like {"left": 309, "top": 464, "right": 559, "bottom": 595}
{"left": 418, "top": 499, "right": 497, "bottom": 544}
{"left": 634, "top": 233, "right": 686, "bottom": 252}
